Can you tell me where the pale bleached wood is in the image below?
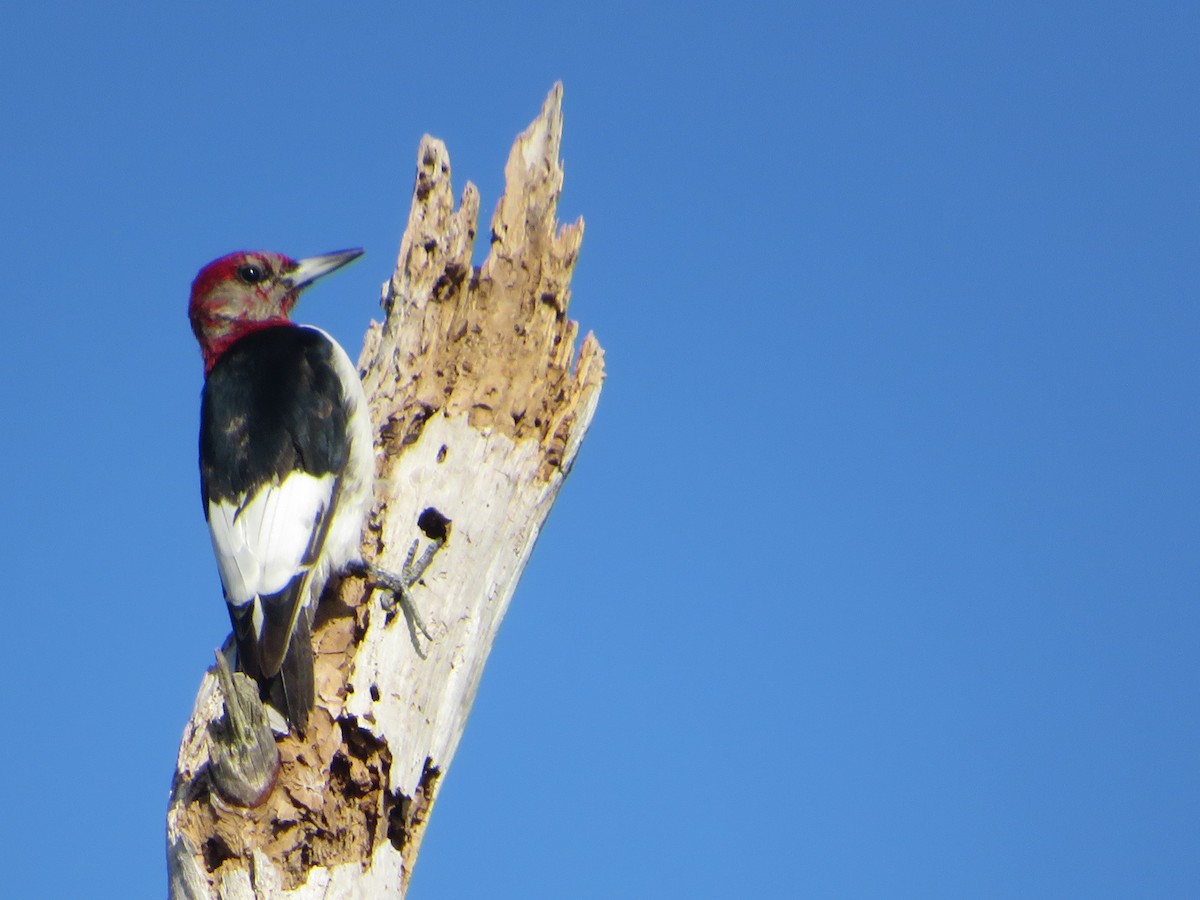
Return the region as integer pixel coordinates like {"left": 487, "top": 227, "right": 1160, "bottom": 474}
{"left": 166, "top": 83, "right": 604, "bottom": 897}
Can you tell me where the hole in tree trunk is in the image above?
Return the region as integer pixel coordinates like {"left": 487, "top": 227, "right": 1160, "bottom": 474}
{"left": 418, "top": 507, "right": 451, "bottom": 542}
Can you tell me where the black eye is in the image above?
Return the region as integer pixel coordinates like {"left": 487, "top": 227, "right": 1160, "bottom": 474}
{"left": 236, "top": 264, "right": 267, "bottom": 285}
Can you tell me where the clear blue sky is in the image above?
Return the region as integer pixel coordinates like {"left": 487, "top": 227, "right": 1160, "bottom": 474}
{"left": 1, "top": 2, "right": 1196, "bottom": 897}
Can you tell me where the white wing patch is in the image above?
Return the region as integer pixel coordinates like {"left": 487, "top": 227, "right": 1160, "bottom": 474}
{"left": 207, "top": 471, "right": 335, "bottom": 606}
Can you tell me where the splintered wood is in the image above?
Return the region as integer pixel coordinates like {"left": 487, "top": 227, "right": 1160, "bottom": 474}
{"left": 167, "top": 83, "right": 604, "bottom": 899}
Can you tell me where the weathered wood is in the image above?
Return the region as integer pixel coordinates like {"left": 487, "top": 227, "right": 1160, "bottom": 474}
{"left": 207, "top": 652, "right": 280, "bottom": 808}
{"left": 166, "top": 83, "right": 604, "bottom": 897}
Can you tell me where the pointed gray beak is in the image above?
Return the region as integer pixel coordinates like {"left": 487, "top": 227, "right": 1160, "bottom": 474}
{"left": 284, "top": 248, "right": 364, "bottom": 291}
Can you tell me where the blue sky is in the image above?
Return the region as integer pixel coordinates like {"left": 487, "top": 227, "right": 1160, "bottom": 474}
{"left": 1, "top": 2, "right": 1196, "bottom": 897}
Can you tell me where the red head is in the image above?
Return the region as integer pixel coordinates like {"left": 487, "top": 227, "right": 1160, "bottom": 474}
{"left": 188, "top": 248, "right": 363, "bottom": 373}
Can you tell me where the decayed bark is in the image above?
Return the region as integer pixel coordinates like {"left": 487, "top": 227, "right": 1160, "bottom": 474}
{"left": 166, "top": 83, "right": 604, "bottom": 898}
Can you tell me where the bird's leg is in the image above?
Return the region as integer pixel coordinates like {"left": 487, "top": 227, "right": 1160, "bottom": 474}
{"left": 348, "top": 536, "right": 444, "bottom": 642}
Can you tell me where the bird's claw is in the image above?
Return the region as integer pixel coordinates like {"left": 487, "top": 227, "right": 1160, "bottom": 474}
{"left": 350, "top": 537, "right": 444, "bottom": 645}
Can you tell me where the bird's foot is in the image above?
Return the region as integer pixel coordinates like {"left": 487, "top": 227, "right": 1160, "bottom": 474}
{"left": 348, "top": 537, "right": 444, "bottom": 645}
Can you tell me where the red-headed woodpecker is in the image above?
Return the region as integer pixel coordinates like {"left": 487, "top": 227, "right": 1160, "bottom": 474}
{"left": 189, "top": 249, "right": 373, "bottom": 735}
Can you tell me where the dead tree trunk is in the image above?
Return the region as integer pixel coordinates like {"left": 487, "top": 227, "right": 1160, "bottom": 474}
{"left": 167, "top": 84, "right": 604, "bottom": 898}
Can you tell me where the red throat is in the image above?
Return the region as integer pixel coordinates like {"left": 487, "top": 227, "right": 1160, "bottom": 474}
{"left": 200, "top": 317, "right": 293, "bottom": 375}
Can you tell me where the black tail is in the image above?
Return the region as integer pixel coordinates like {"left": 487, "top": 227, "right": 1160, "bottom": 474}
{"left": 278, "top": 610, "right": 315, "bottom": 736}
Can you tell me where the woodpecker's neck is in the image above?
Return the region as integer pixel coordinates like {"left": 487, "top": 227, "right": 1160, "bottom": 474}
{"left": 200, "top": 317, "right": 294, "bottom": 375}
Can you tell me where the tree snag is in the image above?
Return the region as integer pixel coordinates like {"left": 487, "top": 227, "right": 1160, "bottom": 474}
{"left": 167, "top": 83, "right": 604, "bottom": 898}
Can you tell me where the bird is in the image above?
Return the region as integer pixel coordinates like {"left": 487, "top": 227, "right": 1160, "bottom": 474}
{"left": 188, "top": 248, "right": 375, "bottom": 735}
